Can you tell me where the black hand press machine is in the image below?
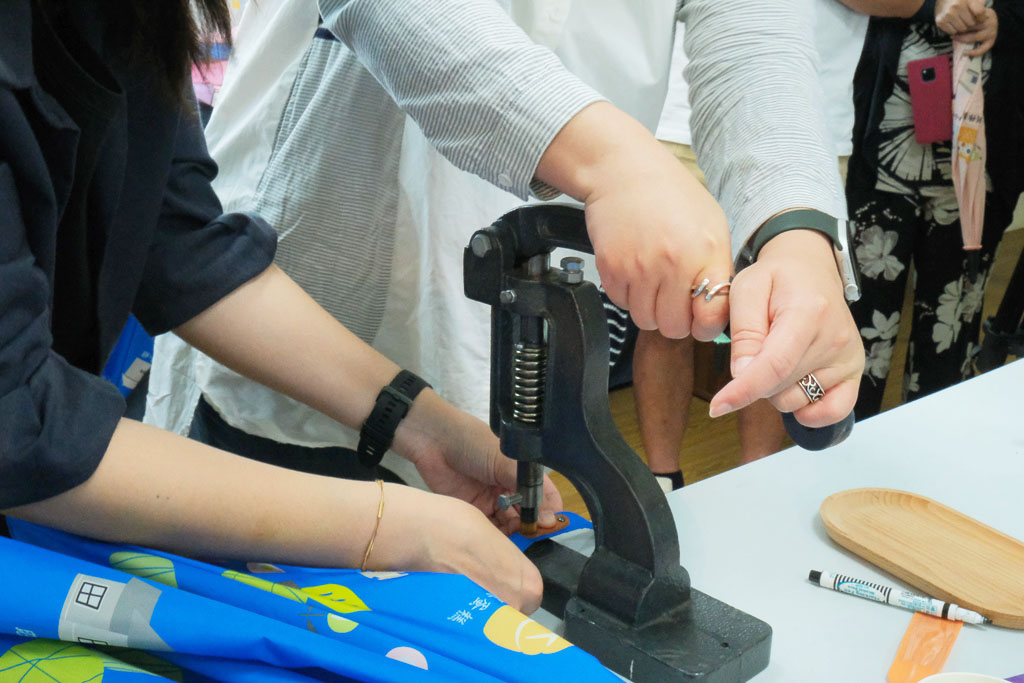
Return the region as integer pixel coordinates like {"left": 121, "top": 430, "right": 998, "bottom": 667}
{"left": 463, "top": 205, "right": 854, "bottom": 682}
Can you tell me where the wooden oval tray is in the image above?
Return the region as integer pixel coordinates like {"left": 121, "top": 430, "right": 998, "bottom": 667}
{"left": 820, "top": 488, "right": 1024, "bottom": 629}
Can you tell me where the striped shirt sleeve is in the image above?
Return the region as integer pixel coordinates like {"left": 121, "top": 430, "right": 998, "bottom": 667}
{"left": 680, "top": 0, "right": 848, "bottom": 259}
{"left": 316, "top": 0, "right": 604, "bottom": 200}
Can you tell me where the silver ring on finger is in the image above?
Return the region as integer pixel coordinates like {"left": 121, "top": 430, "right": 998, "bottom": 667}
{"left": 703, "top": 281, "right": 731, "bottom": 302}
{"left": 797, "top": 373, "right": 825, "bottom": 403}
{"left": 691, "top": 278, "right": 710, "bottom": 298}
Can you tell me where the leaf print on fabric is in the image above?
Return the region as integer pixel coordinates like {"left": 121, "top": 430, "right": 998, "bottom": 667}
{"left": 919, "top": 185, "right": 960, "bottom": 226}
{"left": 932, "top": 279, "right": 964, "bottom": 352}
{"left": 864, "top": 340, "right": 895, "bottom": 382}
{"left": 876, "top": 119, "right": 936, "bottom": 186}
{"left": 959, "top": 274, "right": 985, "bottom": 323}
{"left": 960, "top": 341, "right": 978, "bottom": 379}
{"left": 902, "top": 342, "right": 920, "bottom": 399}
{"left": 861, "top": 310, "right": 900, "bottom": 342}
{"left": 856, "top": 225, "right": 905, "bottom": 281}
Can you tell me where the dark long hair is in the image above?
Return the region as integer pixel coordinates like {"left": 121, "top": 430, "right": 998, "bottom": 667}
{"left": 41, "top": 0, "right": 234, "bottom": 102}
{"left": 120, "top": 0, "right": 233, "bottom": 99}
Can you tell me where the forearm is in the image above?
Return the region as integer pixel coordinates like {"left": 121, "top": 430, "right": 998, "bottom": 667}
{"left": 174, "top": 264, "right": 475, "bottom": 469}
{"left": 6, "top": 418, "right": 544, "bottom": 611}
{"left": 175, "top": 265, "right": 396, "bottom": 432}
{"left": 4, "top": 419, "right": 429, "bottom": 569}
{"left": 535, "top": 101, "right": 702, "bottom": 203}
{"left": 317, "top": 0, "right": 601, "bottom": 199}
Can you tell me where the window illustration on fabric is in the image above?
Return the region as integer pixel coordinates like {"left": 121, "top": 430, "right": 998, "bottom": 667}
{"left": 58, "top": 575, "right": 169, "bottom": 651}
{"left": 1, "top": 519, "right": 617, "bottom": 681}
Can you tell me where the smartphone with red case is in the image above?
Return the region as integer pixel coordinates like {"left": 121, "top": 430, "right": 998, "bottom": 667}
{"left": 907, "top": 55, "right": 953, "bottom": 144}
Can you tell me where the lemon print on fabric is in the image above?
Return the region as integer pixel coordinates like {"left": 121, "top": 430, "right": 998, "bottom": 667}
{"left": 324, "top": 613, "right": 359, "bottom": 633}
{"left": 303, "top": 584, "right": 370, "bottom": 634}
{"left": 109, "top": 552, "right": 178, "bottom": 588}
{"left": 483, "top": 606, "right": 572, "bottom": 655}
{"left": 0, "top": 639, "right": 166, "bottom": 681}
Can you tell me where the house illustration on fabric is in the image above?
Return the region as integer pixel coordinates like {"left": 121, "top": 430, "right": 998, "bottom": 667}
{"left": 58, "top": 574, "right": 170, "bottom": 651}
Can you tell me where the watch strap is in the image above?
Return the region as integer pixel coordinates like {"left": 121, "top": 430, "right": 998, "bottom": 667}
{"left": 749, "top": 208, "right": 840, "bottom": 261}
{"left": 357, "top": 370, "right": 432, "bottom": 467}
{"left": 746, "top": 208, "right": 862, "bottom": 302}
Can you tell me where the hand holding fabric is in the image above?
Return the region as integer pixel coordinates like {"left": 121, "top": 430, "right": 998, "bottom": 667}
{"left": 386, "top": 393, "right": 563, "bottom": 613}
{"left": 395, "top": 390, "right": 564, "bottom": 535}
{"left": 956, "top": 7, "right": 998, "bottom": 55}
{"left": 709, "top": 229, "right": 864, "bottom": 427}
{"left": 375, "top": 485, "right": 548, "bottom": 614}
{"left": 936, "top": 0, "right": 988, "bottom": 35}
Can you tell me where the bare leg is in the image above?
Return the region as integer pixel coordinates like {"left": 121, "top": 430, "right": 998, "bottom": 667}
{"left": 633, "top": 330, "right": 694, "bottom": 484}
{"left": 736, "top": 399, "right": 786, "bottom": 464}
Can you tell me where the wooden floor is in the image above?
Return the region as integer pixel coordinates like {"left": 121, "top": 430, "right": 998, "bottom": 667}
{"left": 551, "top": 227, "right": 1024, "bottom": 519}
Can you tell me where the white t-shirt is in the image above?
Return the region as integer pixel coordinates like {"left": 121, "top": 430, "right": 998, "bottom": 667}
{"left": 657, "top": 3, "right": 869, "bottom": 156}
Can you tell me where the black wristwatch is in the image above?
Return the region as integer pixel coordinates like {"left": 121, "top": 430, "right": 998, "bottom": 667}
{"left": 738, "top": 208, "right": 861, "bottom": 302}
{"left": 357, "top": 370, "right": 432, "bottom": 467}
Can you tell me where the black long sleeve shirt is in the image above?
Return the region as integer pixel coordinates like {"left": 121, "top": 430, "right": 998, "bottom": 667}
{"left": 0, "top": 0, "right": 277, "bottom": 508}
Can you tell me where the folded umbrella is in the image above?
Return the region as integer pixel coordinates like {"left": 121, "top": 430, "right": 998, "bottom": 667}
{"left": 951, "top": 40, "right": 986, "bottom": 280}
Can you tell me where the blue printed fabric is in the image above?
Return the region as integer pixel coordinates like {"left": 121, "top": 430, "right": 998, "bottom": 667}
{"left": 2, "top": 519, "right": 615, "bottom": 682}
{"left": 100, "top": 315, "right": 154, "bottom": 398}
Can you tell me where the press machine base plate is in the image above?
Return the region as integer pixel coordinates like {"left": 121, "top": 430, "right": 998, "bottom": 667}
{"left": 528, "top": 540, "right": 771, "bottom": 682}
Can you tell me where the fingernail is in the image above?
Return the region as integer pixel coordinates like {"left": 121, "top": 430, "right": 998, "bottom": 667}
{"left": 733, "top": 356, "right": 753, "bottom": 376}
{"left": 709, "top": 402, "right": 733, "bottom": 418}
{"left": 539, "top": 510, "right": 556, "bottom": 528}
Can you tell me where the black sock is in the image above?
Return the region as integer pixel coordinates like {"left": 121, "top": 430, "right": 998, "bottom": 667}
{"left": 652, "top": 469, "right": 685, "bottom": 490}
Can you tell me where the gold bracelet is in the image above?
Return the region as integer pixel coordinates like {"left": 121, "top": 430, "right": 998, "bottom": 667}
{"left": 361, "top": 479, "right": 385, "bottom": 571}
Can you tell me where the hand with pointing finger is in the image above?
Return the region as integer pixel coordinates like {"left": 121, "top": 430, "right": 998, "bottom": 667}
{"left": 709, "top": 229, "right": 864, "bottom": 428}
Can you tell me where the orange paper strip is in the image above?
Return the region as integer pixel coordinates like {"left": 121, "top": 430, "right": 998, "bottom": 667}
{"left": 887, "top": 613, "right": 963, "bottom": 683}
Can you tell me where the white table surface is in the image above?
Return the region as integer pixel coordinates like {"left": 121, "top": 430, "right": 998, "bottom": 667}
{"left": 539, "top": 359, "right": 1024, "bottom": 681}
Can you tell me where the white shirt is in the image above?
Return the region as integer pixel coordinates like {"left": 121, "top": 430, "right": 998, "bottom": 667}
{"left": 655, "top": 27, "right": 694, "bottom": 147}
{"left": 147, "top": 0, "right": 846, "bottom": 453}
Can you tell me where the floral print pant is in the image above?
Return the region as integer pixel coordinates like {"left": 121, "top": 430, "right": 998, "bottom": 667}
{"left": 846, "top": 20, "right": 1010, "bottom": 420}
{"left": 847, "top": 162, "right": 1007, "bottom": 420}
